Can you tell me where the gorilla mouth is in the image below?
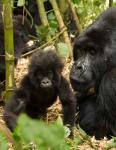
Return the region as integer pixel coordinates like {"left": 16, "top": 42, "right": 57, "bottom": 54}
{"left": 70, "top": 78, "right": 95, "bottom": 94}
{"left": 41, "top": 84, "right": 51, "bottom": 88}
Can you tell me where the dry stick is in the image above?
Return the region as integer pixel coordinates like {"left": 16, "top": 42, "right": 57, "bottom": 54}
{"left": 1, "top": 27, "right": 66, "bottom": 60}
{"left": 21, "top": 27, "right": 67, "bottom": 58}
{"left": 24, "top": 6, "right": 34, "bottom": 28}
{"left": 0, "top": 123, "right": 14, "bottom": 144}
{"left": 67, "top": 0, "right": 82, "bottom": 34}
{"left": 50, "top": 0, "right": 73, "bottom": 59}
{"left": 36, "top": 0, "right": 51, "bottom": 41}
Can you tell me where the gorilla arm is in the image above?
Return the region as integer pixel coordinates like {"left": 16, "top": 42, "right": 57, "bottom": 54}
{"left": 4, "top": 76, "right": 30, "bottom": 131}
{"left": 58, "top": 76, "right": 76, "bottom": 128}
{"left": 97, "top": 68, "right": 116, "bottom": 136}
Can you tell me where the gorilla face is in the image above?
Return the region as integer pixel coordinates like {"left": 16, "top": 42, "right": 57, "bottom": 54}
{"left": 35, "top": 70, "right": 54, "bottom": 90}
{"left": 29, "top": 68, "right": 57, "bottom": 90}
{"left": 28, "top": 50, "right": 63, "bottom": 90}
{"left": 70, "top": 32, "right": 108, "bottom": 94}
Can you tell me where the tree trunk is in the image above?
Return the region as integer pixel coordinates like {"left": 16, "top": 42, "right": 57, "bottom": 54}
{"left": 50, "top": 0, "right": 73, "bottom": 58}
{"left": 109, "top": 0, "right": 113, "bottom": 7}
{"left": 3, "top": 0, "right": 14, "bottom": 101}
{"left": 57, "top": 0, "right": 68, "bottom": 14}
{"left": 36, "top": 0, "right": 51, "bottom": 41}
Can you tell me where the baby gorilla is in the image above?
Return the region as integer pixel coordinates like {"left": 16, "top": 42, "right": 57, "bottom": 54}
{"left": 4, "top": 50, "right": 76, "bottom": 135}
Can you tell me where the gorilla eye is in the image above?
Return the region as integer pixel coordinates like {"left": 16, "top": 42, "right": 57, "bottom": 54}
{"left": 37, "top": 73, "right": 43, "bottom": 79}
{"left": 89, "top": 49, "right": 96, "bottom": 56}
{"left": 48, "top": 71, "right": 53, "bottom": 78}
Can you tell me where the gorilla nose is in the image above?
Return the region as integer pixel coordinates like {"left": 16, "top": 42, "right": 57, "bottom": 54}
{"left": 42, "top": 79, "right": 49, "bottom": 84}
{"left": 41, "top": 78, "right": 52, "bottom": 88}
{"left": 77, "top": 65, "right": 82, "bottom": 70}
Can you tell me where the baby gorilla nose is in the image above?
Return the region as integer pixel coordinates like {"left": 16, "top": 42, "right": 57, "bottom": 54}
{"left": 41, "top": 77, "right": 52, "bottom": 88}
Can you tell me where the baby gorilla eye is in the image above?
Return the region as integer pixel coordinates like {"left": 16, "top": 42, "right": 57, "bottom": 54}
{"left": 48, "top": 71, "right": 53, "bottom": 78}
{"left": 37, "top": 72, "right": 43, "bottom": 79}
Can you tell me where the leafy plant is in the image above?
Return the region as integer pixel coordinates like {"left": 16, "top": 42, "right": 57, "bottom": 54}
{"left": 36, "top": 25, "right": 50, "bottom": 43}
{"left": 17, "top": 0, "right": 25, "bottom": 6}
{"left": 73, "top": 0, "right": 108, "bottom": 29}
{"left": 13, "top": 114, "right": 69, "bottom": 150}
{"left": 0, "top": 132, "right": 8, "bottom": 150}
{"left": 56, "top": 42, "right": 69, "bottom": 59}
{"left": 106, "top": 137, "right": 116, "bottom": 149}
{"left": 48, "top": 12, "right": 59, "bottom": 36}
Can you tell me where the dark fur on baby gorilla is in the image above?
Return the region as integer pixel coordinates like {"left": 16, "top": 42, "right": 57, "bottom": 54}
{"left": 4, "top": 50, "right": 76, "bottom": 136}
{"left": 70, "top": 7, "right": 116, "bottom": 139}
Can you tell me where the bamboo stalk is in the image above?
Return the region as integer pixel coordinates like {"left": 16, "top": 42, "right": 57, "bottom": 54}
{"left": 109, "top": 0, "right": 113, "bottom": 7}
{"left": 3, "top": 0, "right": 14, "bottom": 101}
{"left": 36, "top": 0, "right": 51, "bottom": 41}
{"left": 50, "top": 0, "right": 73, "bottom": 58}
{"left": 58, "top": 0, "right": 68, "bottom": 14}
{"left": 67, "top": 0, "right": 81, "bottom": 34}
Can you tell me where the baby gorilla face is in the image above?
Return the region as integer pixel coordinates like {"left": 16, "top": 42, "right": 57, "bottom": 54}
{"left": 37, "top": 71, "right": 53, "bottom": 89}
{"left": 28, "top": 50, "right": 64, "bottom": 90}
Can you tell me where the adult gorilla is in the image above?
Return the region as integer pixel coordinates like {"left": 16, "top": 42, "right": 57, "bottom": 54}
{"left": 70, "top": 7, "right": 116, "bottom": 139}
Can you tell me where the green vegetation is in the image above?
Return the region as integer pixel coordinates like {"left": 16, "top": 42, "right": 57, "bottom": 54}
{"left": 1, "top": 114, "right": 69, "bottom": 150}
{"left": 2, "top": 0, "right": 116, "bottom": 149}
{"left": 1, "top": 114, "right": 116, "bottom": 149}
{"left": 73, "top": 0, "right": 107, "bottom": 29}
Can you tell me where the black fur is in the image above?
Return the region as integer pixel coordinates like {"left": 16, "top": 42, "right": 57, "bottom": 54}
{"left": 4, "top": 50, "right": 76, "bottom": 136}
{"left": 70, "top": 7, "right": 116, "bottom": 139}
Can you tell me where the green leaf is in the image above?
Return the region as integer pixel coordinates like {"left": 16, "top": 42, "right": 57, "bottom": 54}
{"left": 74, "top": 136, "right": 82, "bottom": 146}
{"left": 50, "top": 20, "right": 58, "bottom": 28}
{"left": 36, "top": 25, "right": 50, "bottom": 41}
{"left": 106, "top": 142, "right": 116, "bottom": 149}
{"left": 14, "top": 114, "right": 69, "bottom": 150}
{"left": 48, "top": 12, "right": 56, "bottom": 20}
{"left": 72, "top": 0, "right": 81, "bottom": 4}
{"left": 49, "top": 27, "right": 57, "bottom": 36}
{"left": 0, "top": 132, "right": 8, "bottom": 150}
{"left": 93, "top": 0, "right": 101, "bottom": 6}
{"left": 17, "top": 0, "right": 25, "bottom": 7}
{"left": 56, "top": 116, "right": 63, "bottom": 127}
{"left": 57, "top": 42, "right": 69, "bottom": 59}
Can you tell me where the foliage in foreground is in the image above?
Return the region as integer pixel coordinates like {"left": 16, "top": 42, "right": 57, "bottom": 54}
{"left": 1, "top": 114, "right": 116, "bottom": 149}
{"left": 13, "top": 114, "right": 69, "bottom": 150}
{"left": 0, "top": 132, "right": 8, "bottom": 150}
